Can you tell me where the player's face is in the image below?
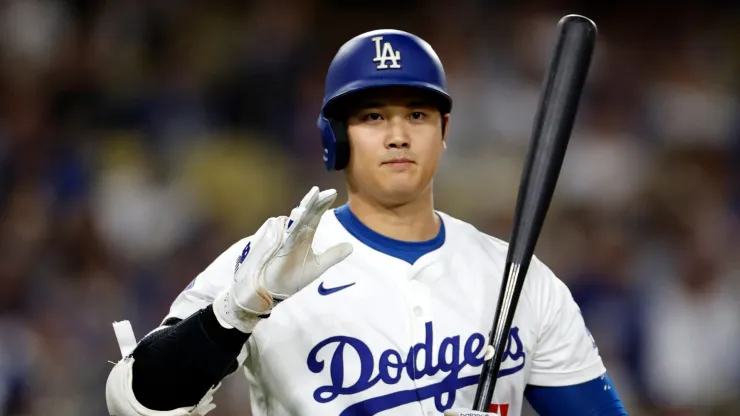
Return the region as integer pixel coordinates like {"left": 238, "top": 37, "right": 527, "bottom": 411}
{"left": 345, "top": 88, "right": 448, "bottom": 205}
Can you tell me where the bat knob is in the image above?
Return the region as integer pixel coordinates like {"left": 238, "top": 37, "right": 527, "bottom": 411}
{"left": 559, "top": 14, "right": 598, "bottom": 34}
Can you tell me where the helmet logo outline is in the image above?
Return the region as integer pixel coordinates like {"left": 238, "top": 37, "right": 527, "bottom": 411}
{"left": 372, "top": 36, "right": 401, "bottom": 70}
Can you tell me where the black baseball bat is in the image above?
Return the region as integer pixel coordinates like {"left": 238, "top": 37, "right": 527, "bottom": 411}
{"left": 472, "top": 14, "right": 597, "bottom": 411}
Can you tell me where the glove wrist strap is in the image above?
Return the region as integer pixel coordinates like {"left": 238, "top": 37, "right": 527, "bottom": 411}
{"left": 213, "top": 289, "right": 266, "bottom": 334}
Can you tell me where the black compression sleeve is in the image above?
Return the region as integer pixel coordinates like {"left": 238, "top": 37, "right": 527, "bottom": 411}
{"left": 130, "top": 304, "right": 250, "bottom": 410}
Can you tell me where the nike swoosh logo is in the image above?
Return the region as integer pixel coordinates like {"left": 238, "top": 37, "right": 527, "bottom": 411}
{"left": 318, "top": 282, "right": 355, "bottom": 296}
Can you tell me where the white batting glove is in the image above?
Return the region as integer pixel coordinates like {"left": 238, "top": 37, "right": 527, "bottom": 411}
{"left": 214, "top": 187, "right": 353, "bottom": 333}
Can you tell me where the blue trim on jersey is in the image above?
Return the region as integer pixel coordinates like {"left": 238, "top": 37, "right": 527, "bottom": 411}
{"left": 524, "top": 373, "right": 628, "bottom": 416}
{"left": 333, "top": 204, "right": 445, "bottom": 264}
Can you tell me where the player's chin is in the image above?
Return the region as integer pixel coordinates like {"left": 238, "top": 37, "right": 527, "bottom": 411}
{"left": 378, "top": 165, "right": 416, "bottom": 180}
{"left": 376, "top": 163, "right": 425, "bottom": 185}
{"left": 377, "top": 177, "right": 424, "bottom": 199}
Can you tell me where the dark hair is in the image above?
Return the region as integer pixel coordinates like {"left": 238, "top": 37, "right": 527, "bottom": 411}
{"left": 323, "top": 85, "right": 451, "bottom": 121}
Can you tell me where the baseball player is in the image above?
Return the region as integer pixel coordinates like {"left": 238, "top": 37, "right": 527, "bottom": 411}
{"left": 105, "top": 29, "right": 628, "bottom": 416}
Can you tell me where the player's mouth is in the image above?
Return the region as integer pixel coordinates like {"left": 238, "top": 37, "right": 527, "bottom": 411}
{"left": 382, "top": 157, "right": 414, "bottom": 167}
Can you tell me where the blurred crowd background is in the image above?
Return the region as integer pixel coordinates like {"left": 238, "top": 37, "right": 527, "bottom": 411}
{"left": 0, "top": 0, "right": 739, "bottom": 415}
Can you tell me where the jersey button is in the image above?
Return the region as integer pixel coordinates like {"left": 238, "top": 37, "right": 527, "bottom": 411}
{"left": 413, "top": 306, "right": 423, "bottom": 317}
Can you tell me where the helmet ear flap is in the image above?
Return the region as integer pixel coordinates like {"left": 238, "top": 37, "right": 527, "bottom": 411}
{"left": 318, "top": 115, "right": 350, "bottom": 171}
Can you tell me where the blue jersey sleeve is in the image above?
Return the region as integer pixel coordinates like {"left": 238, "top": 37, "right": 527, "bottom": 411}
{"left": 524, "top": 372, "right": 628, "bottom": 416}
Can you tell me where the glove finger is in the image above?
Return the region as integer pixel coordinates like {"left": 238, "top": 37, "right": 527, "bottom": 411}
{"left": 289, "top": 188, "right": 336, "bottom": 237}
{"left": 306, "top": 189, "right": 337, "bottom": 229}
{"left": 317, "top": 189, "right": 338, "bottom": 210}
{"left": 302, "top": 188, "right": 335, "bottom": 222}
{"left": 287, "top": 187, "right": 320, "bottom": 233}
{"left": 313, "top": 242, "right": 353, "bottom": 276}
{"left": 298, "top": 186, "right": 320, "bottom": 208}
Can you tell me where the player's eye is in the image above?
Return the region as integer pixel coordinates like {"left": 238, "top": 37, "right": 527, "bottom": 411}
{"left": 409, "top": 111, "right": 426, "bottom": 120}
{"left": 363, "top": 112, "right": 383, "bottom": 122}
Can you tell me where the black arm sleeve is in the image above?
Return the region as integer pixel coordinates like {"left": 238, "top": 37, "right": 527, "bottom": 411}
{"left": 130, "top": 304, "right": 251, "bottom": 410}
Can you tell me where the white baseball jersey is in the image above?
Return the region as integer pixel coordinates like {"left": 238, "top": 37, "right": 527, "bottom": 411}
{"left": 164, "top": 206, "right": 606, "bottom": 416}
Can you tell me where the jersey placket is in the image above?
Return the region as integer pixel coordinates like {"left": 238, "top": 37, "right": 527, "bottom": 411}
{"left": 405, "top": 257, "right": 444, "bottom": 416}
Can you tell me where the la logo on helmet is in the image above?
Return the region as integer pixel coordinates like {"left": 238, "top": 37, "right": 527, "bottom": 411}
{"left": 372, "top": 36, "right": 401, "bottom": 69}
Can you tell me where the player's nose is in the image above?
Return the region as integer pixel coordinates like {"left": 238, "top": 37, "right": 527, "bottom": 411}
{"left": 384, "top": 118, "right": 410, "bottom": 149}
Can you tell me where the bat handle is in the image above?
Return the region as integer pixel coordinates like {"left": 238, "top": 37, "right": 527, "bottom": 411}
{"left": 472, "top": 312, "right": 511, "bottom": 410}
{"left": 472, "top": 348, "right": 499, "bottom": 410}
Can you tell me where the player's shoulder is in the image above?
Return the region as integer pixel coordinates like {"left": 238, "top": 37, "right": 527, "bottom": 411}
{"left": 436, "top": 210, "right": 509, "bottom": 256}
{"left": 437, "top": 211, "right": 567, "bottom": 289}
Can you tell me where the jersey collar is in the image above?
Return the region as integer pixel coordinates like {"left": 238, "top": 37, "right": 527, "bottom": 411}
{"left": 333, "top": 204, "right": 445, "bottom": 265}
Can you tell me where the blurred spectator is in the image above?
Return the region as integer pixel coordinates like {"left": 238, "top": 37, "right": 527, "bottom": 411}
{"left": 638, "top": 234, "right": 740, "bottom": 412}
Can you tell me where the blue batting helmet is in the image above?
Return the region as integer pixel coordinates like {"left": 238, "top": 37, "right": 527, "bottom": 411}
{"left": 317, "top": 29, "right": 452, "bottom": 171}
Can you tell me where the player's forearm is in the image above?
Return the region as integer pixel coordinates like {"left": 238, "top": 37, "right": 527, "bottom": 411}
{"left": 130, "top": 305, "right": 250, "bottom": 410}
